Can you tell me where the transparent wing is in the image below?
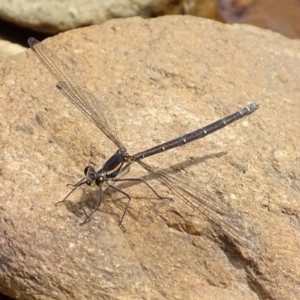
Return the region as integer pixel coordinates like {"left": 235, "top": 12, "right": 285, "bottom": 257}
{"left": 28, "top": 37, "right": 125, "bottom": 149}
{"left": 56, "top": 81, "right": 124, "bottom": 148}
{"left": 135, "top": 160, "right": 256, "bottom": 249}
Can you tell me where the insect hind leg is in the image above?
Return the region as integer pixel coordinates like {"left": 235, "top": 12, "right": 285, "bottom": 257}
{"left": 110, "top": 177, "right": 172, "bottom": 224}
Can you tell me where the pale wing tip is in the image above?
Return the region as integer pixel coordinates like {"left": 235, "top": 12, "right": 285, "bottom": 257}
{"left": 248, "top": 102, "right": 260, "bottom": 113}
{"left": 28, "top": 37, "right": 40, "bottom": 48}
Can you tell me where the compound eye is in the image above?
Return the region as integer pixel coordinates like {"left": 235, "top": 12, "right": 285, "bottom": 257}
{"left": 84, "top": 166, "right": 90, "bottom": 175}
{"left": 84, "top": 166, "right": 95, "bottom": 175}
{"left": 95, "top": 176, "right": 104, "bottom": 186}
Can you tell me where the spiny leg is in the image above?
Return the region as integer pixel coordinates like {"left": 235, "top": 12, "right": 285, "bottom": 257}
{"left": 106, "top": 182, "right": 132, "bottom": 225}
{"left": 80, "top": 187, "right": 104, "bottom": 225}
{"left": 80, "top": 183, "right": 132, "bottom": 225}
{"left": 112, "top": 177, "right": 172, "bottom": 224}
{"left": 55, "top": 178, "right": 86, "bottom": 206}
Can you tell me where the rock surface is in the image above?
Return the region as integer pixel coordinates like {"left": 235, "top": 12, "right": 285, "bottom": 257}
{"left": 0, "top": 0, "right": 153, "bottom": 34}
{"left": 0, "top": 40, "right": 25, "bottom": 62}
{"left": 0, "top": 16, "right": 299, "bottom": 299}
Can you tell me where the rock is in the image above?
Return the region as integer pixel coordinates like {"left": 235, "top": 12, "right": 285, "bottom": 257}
{"left": 0, "top": 40, "right": 25, "bottom": 63}
{"left": 0, "top": 0, "right": 150, "bottom": 34}
{"left": 0, "top": 16, "right": 299, "bottom": 299}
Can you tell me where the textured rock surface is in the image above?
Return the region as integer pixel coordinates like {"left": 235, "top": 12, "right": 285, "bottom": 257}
{"left": 0, "top": 16, "right": 299, "bottom": 299}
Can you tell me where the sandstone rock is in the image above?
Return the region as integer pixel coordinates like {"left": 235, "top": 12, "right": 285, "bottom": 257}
{"left": 0, "top": 16, "right": 299, "bottom": 299}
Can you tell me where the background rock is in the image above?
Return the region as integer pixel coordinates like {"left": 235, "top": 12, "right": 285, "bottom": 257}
{"left": 0, "top": 0, "right": 153, "bottom": 34}
{"left": 0, "top": 16, "right": 299, "bottom": 299}
{"left": 0, "top": 40, "right": 25, "bottom": 62}
{"left": 1, "top": 0, "right": 300, "bottom": 64}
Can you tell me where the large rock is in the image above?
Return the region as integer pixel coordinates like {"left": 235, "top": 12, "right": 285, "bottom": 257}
{"left": 0, "top": 0, "right": 152, "bottom": 34}
{"left": 0, "top": 40, "right": 25, "bottom": 63}
{"left": 0, "top": 16, "right": 299, "bottom": 299}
